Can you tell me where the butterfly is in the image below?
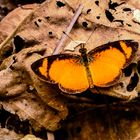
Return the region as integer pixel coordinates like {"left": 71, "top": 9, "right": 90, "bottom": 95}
{"left": 31, "top": 40, "right": 138, "bottom": 94}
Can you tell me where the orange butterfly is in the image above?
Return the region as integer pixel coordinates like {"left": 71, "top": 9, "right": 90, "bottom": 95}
{"left": 31, "top": 40, "right": 138, "bottom": 94}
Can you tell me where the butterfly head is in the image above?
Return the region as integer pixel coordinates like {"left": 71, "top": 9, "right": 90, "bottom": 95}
{"left": 79, "top": 43, "right": 87, "bottom": 55}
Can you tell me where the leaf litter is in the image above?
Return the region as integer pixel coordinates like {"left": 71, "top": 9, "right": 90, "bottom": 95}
{"left": 0, "top": 0, "right": 140, "bottom": 139}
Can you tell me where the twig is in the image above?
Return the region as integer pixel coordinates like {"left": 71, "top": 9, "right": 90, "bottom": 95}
{"left": 53, "top": 4, "right": 84, "bottom": 55}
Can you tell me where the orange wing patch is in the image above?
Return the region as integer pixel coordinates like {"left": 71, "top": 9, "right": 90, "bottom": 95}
{"left": 119, "top": 41, "right": 132, "bottom": 59}
{"left": 89, "top": 47, "right": 126, "bottom": 87}
{"left": 49, "top": 58, "right": 89, "bottom": 93}
{"left": 39, "top": 58, "right": 48, "bottom": 77}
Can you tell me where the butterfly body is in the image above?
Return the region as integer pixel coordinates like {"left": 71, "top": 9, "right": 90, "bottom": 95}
{"left": 31, "top": 40, "right": 138, "bottom": 94}
{"left": 79, "top": 44, "right": 94, "bottom": 89}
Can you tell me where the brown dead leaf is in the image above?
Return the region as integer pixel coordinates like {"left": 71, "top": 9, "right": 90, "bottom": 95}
{"left": 21, "top": 134, "right": 43, "bottom": 140}
{"left": 0, "top": 128, "right": 23, "bottom": 140}
{"left": 57, "top": 101, "right": 140, "bottom": 140}
{"left": 67, "top": 0, "right": 140, "bottom": 32}
{"left": 0, "top": 0, "right": 70, "bottom": 133}
{"left": 126, "top": 0, "right": 140, "bottom": 9}
{"left": 0, "top": 0, "right": 140, "bottom": 139}
{"left": 133, "top": 9, "right": 140, "bottom": 23}
{"left": 0, "top": 4, "right": 38, "bottom": 61}
{"left": 1, "top": 91, "right": 65, "bottom": 131}
{"left": 0, "top": 46, "right": 68, "bottom": 131}
{"left": 0, "top": 0, "right": 72, "bottom": 132}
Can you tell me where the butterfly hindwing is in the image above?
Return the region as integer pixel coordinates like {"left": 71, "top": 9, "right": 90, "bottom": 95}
{"left": 31, "top": 54, "right": 89, "bottom": 93}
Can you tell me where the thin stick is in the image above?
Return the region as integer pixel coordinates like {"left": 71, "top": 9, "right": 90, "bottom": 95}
{"left": 53, "top": 4, "right": 84, "bottom": 55}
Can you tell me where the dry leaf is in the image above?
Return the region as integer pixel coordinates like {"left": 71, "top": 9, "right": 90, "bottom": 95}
{"left": 0, "top": 0, "right": 140, "bottom": 139}
{"left": 0, "top": 0, "right": 71, "bottom": 132}
{"left": 65, "top": 0, "right": 140, "bottom": 34}
{"left": 21, "top": 134, "right": 43, "bottom": 140}
{"left": 64, "top": 40, "right": 86, "bottom": 51}
{"left": 133, "top": 9, "right": 140, "bottom": 23}
{"left": 57, "top": 101, "right": 140, "bottom": 140}
{"left": 0, "top": 128, "right": 23, "bottom": 140}
{"left": 0, "top": 3, "right": 38, "bottom": 61}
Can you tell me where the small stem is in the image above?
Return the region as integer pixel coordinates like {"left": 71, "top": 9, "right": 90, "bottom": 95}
{"left": 53, "top": 4, "right": 84, "bottom": 55}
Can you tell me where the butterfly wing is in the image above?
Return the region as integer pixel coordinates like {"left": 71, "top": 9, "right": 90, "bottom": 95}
{"left": 31, "top": 54, "right": 89, "bottom": 93}
{"left": 88, "top": 40, "right": 138, "bottom": 87}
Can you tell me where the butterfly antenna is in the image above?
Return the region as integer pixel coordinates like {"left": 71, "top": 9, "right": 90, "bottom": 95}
{"left": 85, "top": 26, "right": 97, "bottom": 44}
{"left": 63, "top": 31, "right": 79, "bottom": 45}
{"left": 63, "top": 26, "right": 98, "bottom": 46}
{"left": 63, "top": 25, "right": 98, "bottom": 46}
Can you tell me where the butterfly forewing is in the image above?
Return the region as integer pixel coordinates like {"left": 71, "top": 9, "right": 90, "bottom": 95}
{"left": 88, "top": 40, "right": 138, "bottom": 87}
{"left": 31, "top": 54, "right": 89, "bottom": 93}
{"left": 119, "top": 40, "right": 138, "bottom": 66}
